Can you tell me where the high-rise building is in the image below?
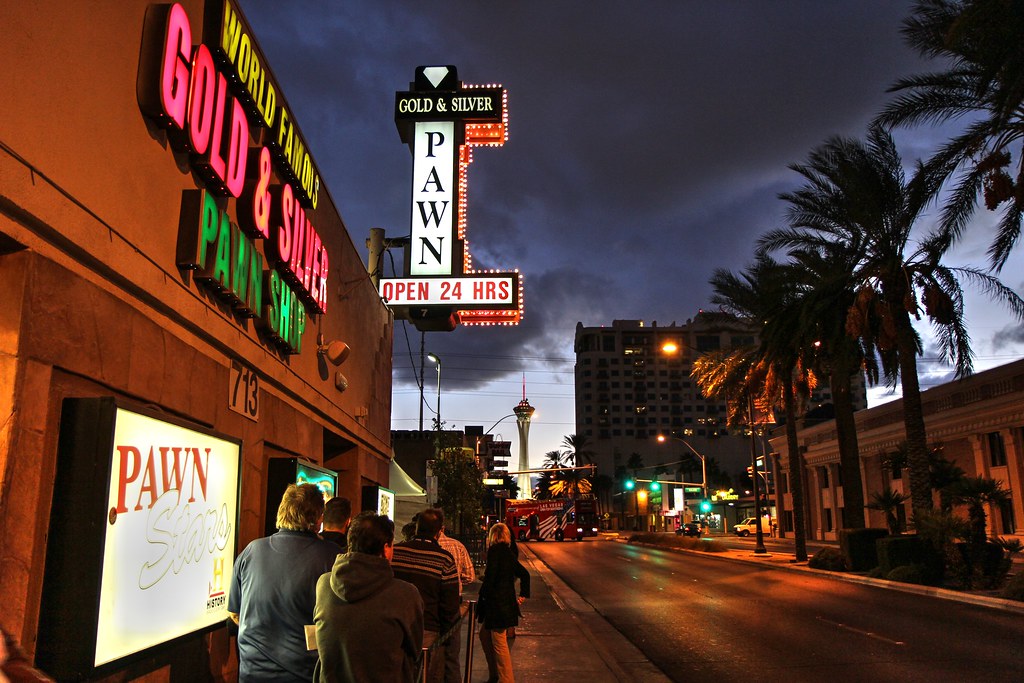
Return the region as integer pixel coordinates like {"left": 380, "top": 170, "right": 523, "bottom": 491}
{"left": 573, "top": 314, "right": 867, "bottom": 487}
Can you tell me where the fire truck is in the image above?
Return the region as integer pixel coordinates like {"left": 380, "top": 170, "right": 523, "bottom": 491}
{"left": 504, "top": 497, "right": 599, "bottom": 541}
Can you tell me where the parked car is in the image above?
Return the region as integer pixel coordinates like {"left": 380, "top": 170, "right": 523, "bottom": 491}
{"left": 676, "top": 521, "right": 701, "bottom": 537}
{"left": 733, "top": 517, "right": 772, "bottom": 537}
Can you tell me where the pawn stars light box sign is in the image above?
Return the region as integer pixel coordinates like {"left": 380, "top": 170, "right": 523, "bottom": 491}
{"left": 37, "top": 398, "right": 241, "bottom": 679}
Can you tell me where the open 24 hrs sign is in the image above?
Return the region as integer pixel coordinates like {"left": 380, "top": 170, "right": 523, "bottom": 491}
{"left": 379, "top": 273, "right": 518, "bottom": 309}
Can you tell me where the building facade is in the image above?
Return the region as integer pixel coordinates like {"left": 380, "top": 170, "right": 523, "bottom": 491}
{"left": 770, "top": 359, "right": 1024, "bottom": 541}
{"left": 1, "top": 1, "right": 393, "bottom": 679}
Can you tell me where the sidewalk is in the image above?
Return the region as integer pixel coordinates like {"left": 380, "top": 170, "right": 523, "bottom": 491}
{"left": 458, "top": 544, "right": 672, "bottom": 683}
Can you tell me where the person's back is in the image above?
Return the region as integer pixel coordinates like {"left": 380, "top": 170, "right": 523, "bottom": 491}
{"left": 391, "top": 509, "right": 459, "bottom": 683}
{"left": 314, "top": 512, "right": 424, "bottom": 683}
{"left": 436, "top": 512, "right": 474, "bottom": 683}
{"left": 229, "top": 483, "right": 341, "bottom": 682}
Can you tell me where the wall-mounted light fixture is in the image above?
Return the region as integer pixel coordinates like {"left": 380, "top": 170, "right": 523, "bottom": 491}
{"left": 316, "top": 333, "right": 351, "bottom": 392}
{"left": 317, "top": 333, "right": 351, "bottom": 366}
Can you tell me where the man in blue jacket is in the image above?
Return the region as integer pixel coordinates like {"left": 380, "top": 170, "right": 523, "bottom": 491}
{"left": 228, "top": 483, "right": 341, "bottom": 682}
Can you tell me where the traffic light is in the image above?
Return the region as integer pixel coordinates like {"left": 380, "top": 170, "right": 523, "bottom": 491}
{"left": 624, "top": 479, "right": 635, "bottom": 490}
{"left": 650, "top": 480, "right": 661, "bottom": 492}
{"left": 700, "top": 499, "right": 712, "bottom": 513}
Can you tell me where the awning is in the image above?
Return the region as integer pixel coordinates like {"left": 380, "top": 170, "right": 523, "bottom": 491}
{"left": 389, "top": 457, "right": 426, "bottom": 498}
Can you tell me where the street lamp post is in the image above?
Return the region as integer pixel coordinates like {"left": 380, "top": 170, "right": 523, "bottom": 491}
{"left": 427, "top": 352, "right": 441, "bottom": 432}
{"left": 657, "top": 434, "right": 708, "bottom": 505}
{"left": 484, "top": 413, "right": 517, "bottom": 435}
{"left": 748, "top": 394, "right": 768, "bottom": 555}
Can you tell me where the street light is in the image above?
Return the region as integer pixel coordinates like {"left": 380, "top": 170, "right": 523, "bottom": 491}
{"left": 427, "top": 352, "right": 441, "bottom": 431}
{"left": 484, "top": 413, "right": 517, "bottom": 435}
{"left": 657, "top": 434, "right": 707, "bottom": 501}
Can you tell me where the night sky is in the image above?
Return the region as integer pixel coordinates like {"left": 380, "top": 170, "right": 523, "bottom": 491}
{"left": 240, "top": 1, "right": 1024, "bottom": 461}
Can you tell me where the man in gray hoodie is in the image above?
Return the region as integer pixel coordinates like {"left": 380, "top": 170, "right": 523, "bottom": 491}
{"left": 313, "top": 512, "right": 424, "bottom": 682}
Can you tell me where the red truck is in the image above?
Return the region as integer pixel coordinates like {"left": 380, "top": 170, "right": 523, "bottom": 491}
{"left": 505, "top": 497, "right": 599, "bottom": 541}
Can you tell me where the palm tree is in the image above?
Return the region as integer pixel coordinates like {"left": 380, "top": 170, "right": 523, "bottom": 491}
{"left": 626, "top": 452, "right": 644, "bottom": 478}
{"left": 592, "top": 473, "right": 614, "bottom": 516}
{"left": 882, "top": 441, "right": 966, "bottom": 512}
{"left": 761, "top": 245, "right": 872, "bottom": 531}
{"left": 759, "top": 124, "right": 1024, "bottom": 518}
{"left": 692, "top": 345, "right": 778, "bottom": 549}
{"left": 877, "top": 0, "right": 1024, "bottom": 270}
{"left": 946, "top": 476, "right": 1011, "bottom": 549}
{"left": 562, "top": 433, "right": 596, "bottom": 467}
{"left": 930, "top": 448, "right": 967, "bottom": 512}
{"left": 542, "top": 449, "right": 566, "bottom": 469}
{"left": 703, "top": 257, "right": 818, "bottom": 557}
{"left": 533, "top": 469, "right": 554, "bottom": 500}
{"left": 867, "top": 488, "right": 911, "bottom": 535}
{"left": 549, "top": 470, "right": 593, "bottom": 499}
{"left": 946, "top": 475, "right": 1012, "bottom": 587}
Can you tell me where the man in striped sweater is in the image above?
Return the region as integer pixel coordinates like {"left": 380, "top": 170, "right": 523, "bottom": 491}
{"left": 391, "top": 508, "right": 459, "bottom": 683}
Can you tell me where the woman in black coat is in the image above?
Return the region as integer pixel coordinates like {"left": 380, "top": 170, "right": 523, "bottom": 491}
{"left": 476, "top": 522, "right": 530, "bottom": 683}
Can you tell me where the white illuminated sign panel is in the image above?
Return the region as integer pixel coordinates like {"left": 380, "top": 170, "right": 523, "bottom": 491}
{"left": 377, "top": 487, "right": 396, "bottom": 519}
{"left": 379, "top": 275, "right": 516, "bottom": 308}
{"left": 410, "top": 120, "right": 456, "bottom": 275}
{"left": 95, "top": 408, "right": 240, "bottom": 667}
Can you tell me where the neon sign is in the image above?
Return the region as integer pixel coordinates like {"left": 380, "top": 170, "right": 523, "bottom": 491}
{"left": 138, "top": 1, "right": 328, "bottom": 353}
{"left": 214, "top": 1, "right": 321, "bottom": 209}
{"left": 383, "top": 65, "right": 523, "bottom": 329}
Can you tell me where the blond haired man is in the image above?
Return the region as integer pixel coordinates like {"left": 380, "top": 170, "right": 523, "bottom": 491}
{"left": 229, "top": 483, "right": 340, "bottom": 682}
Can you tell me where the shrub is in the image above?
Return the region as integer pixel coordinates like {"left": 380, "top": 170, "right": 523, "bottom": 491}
{"left": 1001, "top": 572, "right": 1024, "bottom": 602}
{"left": 886, "top": 564, "right": 927, "bottom": 585}
{"left": 808, "top": 547, "right": 847, "bottom": 571}
{"left": 956, "top": 541, "right": 1012, "bottom": 589}
{"left": 839, "top": 528, "right": 888, "bottom": 571}
{"left": 876, "top": 535, "right": 944, "bottom": 585}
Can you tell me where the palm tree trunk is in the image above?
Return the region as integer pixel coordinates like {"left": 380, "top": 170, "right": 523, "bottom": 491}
{"left": 895, "top": 310, "right": 934, "bottom": 517}
{"left": 830, "top": 354, "right": 866, "bottom": 529}
{"left": 783, "top": 375, "right": 808, "bottom": 562}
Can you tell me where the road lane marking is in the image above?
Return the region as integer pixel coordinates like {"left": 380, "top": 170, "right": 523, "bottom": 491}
{"left": 816, "top": 616, "right": 905, "bottom": 646}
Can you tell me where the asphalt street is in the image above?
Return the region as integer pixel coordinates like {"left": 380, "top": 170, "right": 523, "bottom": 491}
{"left": 524, "top": 537, "right": 1024, "bottom": 683}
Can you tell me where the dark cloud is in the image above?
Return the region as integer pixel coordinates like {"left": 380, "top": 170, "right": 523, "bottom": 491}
{"left": 392, "top": 267, "right": 614, "bottom": 392}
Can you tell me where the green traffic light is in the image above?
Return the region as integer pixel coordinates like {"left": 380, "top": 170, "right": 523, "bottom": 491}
{"left": 700, "top": 500, "right": 711, "bottom": 512}
{"left": 650, "top": 481, "right": 661, "bottom": 491}
{"left": 624, "top": 479, "right": 635, "bottom": 490}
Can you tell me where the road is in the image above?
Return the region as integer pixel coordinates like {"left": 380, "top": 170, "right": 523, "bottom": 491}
{"left": 527, "top": 538, "right": 1024, "bottom": 683}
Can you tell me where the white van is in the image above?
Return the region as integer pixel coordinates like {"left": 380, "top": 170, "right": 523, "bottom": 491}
{"left": 733, "top": 517, "right": 773, "bottom": 537}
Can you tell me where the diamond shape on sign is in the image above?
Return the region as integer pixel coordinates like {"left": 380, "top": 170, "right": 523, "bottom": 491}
{"left": 423, "top": 66, "right": 449, "bottom": 89}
